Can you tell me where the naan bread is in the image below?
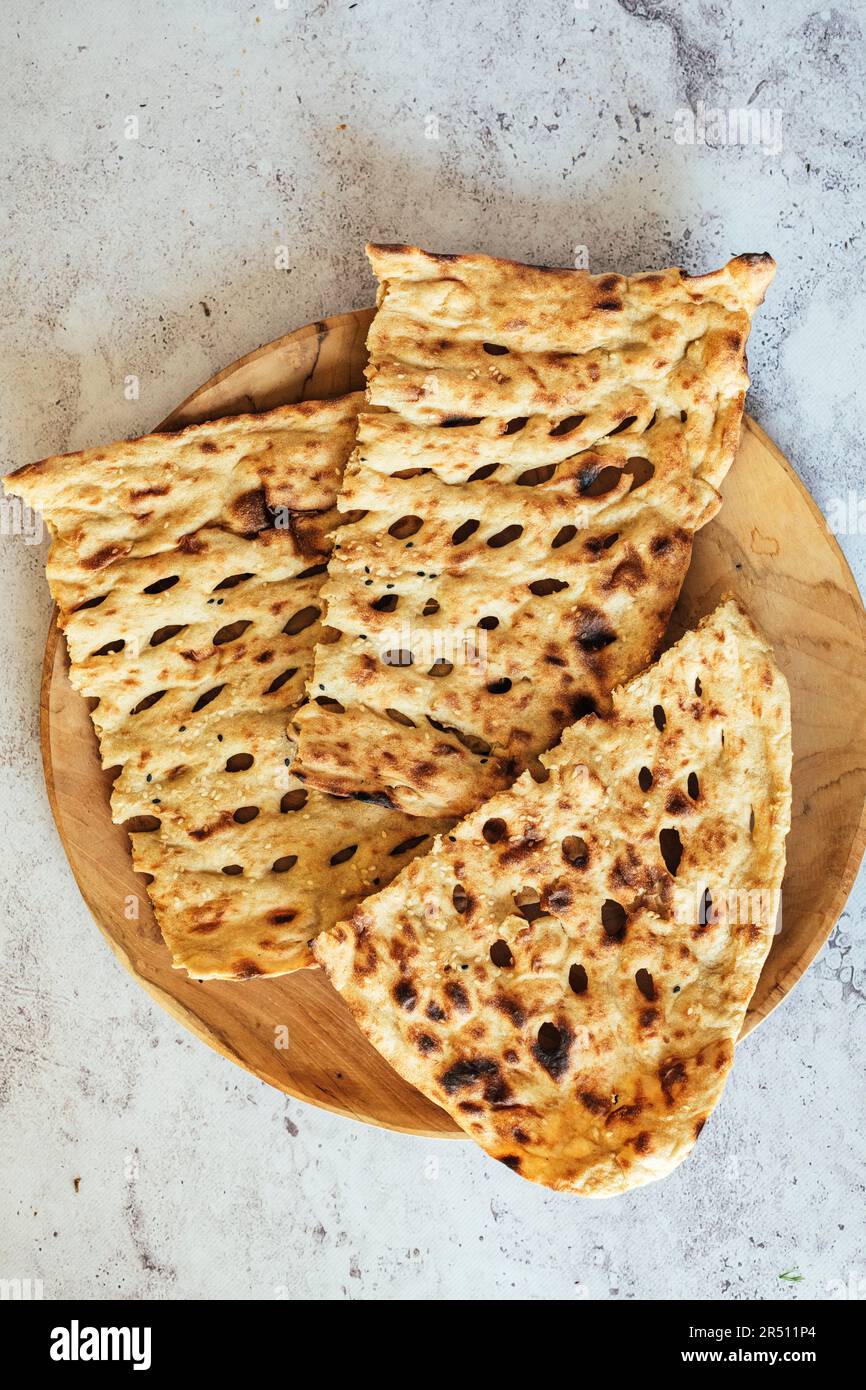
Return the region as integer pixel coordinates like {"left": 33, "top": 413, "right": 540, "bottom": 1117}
{"left": 315, "top": 599, "right": 792, "bottom": 1196}
{"left": 5, "top": 397, "right": 446, "bottom": 979}
{"left": 294, "top": 244, "right": 775, "bottom": 817}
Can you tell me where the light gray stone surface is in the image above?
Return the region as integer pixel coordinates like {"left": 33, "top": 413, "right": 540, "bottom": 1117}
{"left": 1, "top": 0, "right": 863, "bottom": 1301}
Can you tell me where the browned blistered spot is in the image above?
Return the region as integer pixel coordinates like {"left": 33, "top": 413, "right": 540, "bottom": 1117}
{"left": 604, "top": 552, "right": 647, "bottom": 593}
{"left": 504, "top": 1048, "right": 518, "bottom": 1064}
{"left": 633, "top": 1131, "right": 652, "bottom": 1155}
{"left": 426, "top": 1001, "right": 446, "bottom": 1023}
{"left": 458, "top": 1101, "right": 482, "bottom": 1113}
{"left": 606, "top": 1102, "right": 643, "bottom": 1125}
{"left": 189, "top": 810, "right": 236, "bottom": 841}
{"left": 393, "top": 978, "right": 417, "bottom": 1011}
{"left": 178, "top": 533, "right": 206, "bottom": 554}
{"left": 190, "top": 920, "right": 222, "bottom": 935}
{"left": 445, "top": 980, "right": 470, "bottom": 1012}
{"left": 493, "top": 995, "right": 526, "bottom": 1027}
{"left": 499, "top": 1154, "right": 521, "bottom": 1171}
{"left": 83, "top": 543, "right": 130, "bottom": 571}
{"left": 513, "top": 1127, "right": 530, "bottom": 1144}
{"left": 640, "top": 1007, "right": 659, "bottom": 1028}
{"left": 500, "top": 831, "right": 545, "bottom": 865}
{"left": 415, "top": 1032, "right": 440, "bottom": 1053}
{"left": 588, "top": 362, "right": 600, "bottom": 382}
{"left": 130, "top": 484, "right": 170, "bottom": 500}
{"left": 234, "top": 958, "right": 264, "bottom": 979}
{"left": 200, "top": 439, "right": 219, "bottom": 453}
{"left": 579, "top": 1090, "right": 608, "bottom": 1115}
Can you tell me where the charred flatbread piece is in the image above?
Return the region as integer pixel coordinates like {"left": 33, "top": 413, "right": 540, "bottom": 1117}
{"left": 315, "top": 599, "right": 792, "bottom": 1196}
{"left": 5, "top": 396, "right": 445, "bottom": 979}
{"left": 294, "top": 244, "right": 776, "bottom": 817}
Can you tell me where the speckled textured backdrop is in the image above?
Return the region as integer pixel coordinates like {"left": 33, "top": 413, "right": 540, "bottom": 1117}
{"left": 1, "top": 0, "right": 864, "bottom": 1301}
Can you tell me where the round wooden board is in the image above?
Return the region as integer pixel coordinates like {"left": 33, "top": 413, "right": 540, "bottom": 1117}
{"left": 41, "top": 310, "right": 866, "bottom": 1138}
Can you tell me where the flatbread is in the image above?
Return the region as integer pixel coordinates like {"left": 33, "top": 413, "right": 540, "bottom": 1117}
{"left": 314, "top": 599, "right": 792, "bottom": 1196}
{"left": 5, "top": 396, "right": 446, "bottom": 979}
{"left": 294, "top": 244, "right": 776, "bottom": 817}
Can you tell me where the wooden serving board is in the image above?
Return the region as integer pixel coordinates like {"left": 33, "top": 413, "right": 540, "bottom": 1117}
{"left": 40, "top": 310, "right": 866, "bottom": 1138}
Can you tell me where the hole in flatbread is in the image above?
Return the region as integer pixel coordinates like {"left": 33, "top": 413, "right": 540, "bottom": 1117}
{"left": 452, "top": 884, "right": 470, "bottom": 914}
{"left": 386, "top": 707, "right": 416, "bottom": 728}
{"left": 536, "top": 1022, "right": 562, "bottom": 1054}
{"left": 280, "top": 789, "right": 308, "bottom": 813}
{"left": 694, "top": 677, "right": 702, "bottom": 696}
{"left": 143, "top": 576, "right": 178, "bottom": 595}
{"left": 388, "top": 515, "right": 423, "bottom": 539}
{"left": 296, "top": 562, "right": 329, "bottom": 580}
{"left": 124, "top": 815, "right": 161, "bottom": 833}
{"left": 570, "top": 694, "right": 597, "bottom": 720}
{"left": 150, "top": 624, "right": 186, "bottom": 647}
{"left": 233, "top": 806, "right": 259, "bottom": 824}
{"left": 452, "top": 519, "right": 480, "bottom": 545}
{"left": 427, "top": 717, "right": 492, "bottom": 758}
{"left": 516, "top": 463, "right": 557, "bottom": 486}
{"left": 568, "top": 963, "right": 588, "bottom": 994}
{"left": 624, "top": 456, "right": 655, "bottom": 491}
{"left": 340, "top": 509, "right": 368, "bottom": 525}
{"left": 272, "top": 856, "right": 297, "bottom": 873}
{"left": 483, "top": 342, "right": 509, "bottom": 355}
{"left": 389, "top": 834, "right": 429, "bottom": 857}
{"left": 372, "top": 593, "right": 399, "bottom": 613}
{"left": 638, "top": 766, "right": 653, "bottom": 792}
{"left": 477, "top": 615, "right": 499, "bottom": 630}
{"left": 687, "top": 771, "right": 700, "bottom": 800}
{"left": 529, "top": 577, "right": 569, "bottom": 597}
{"left": 422, "top": 598, "right": 440, "bottom": 616}
{"left": 681, "top": 409, "right": 688, "bottom": 422}
{"left": 192, "top": 684, "right": 225, "bottom": 713}
{"left": 580, "top": 465, "right": 621, "bottom": 498}
{"left": 330, "top": 844, "right": 358, "bottom": 866}
{"left": 659, "top": 827, "right": 683, "bottom": 877}
{"left": 527, "top": 757, "right": 549, "bottom": 783}
{"left": 214, "top": 619, "right": 252, "bottom": 645}
{"left": 514, "top": 887, "right": 547, "bottom": 922}
{"left": 74, "top": 593, "right": 109, "bottom": 612}
{"left": 601, "top": 899, "right": 627, "bottom": 940}
{"left": 749, "top": 806, "right": 755, "bottom": 834}
{"left": 635, "top": 968, "right": 656, "bottom": 1001}
{"left": 490, "top": 939, "right": 514, "bottom": 968}
{"left": 503, "top": 417, "right": 528, "bottom": 434}
{"left": 391, "top": 466, "right": 431, "bottom": 480}
{"left": 316, "top": 695, "right": 346, "bottom": 713}
{"left": 468, "top": 462, "right": 500, "bottom": 482}
{"left": 130, "top": 690, "right": 166, "bottom": 716}
{"left": 213, "top": 572, "right": 255, "bottom": 591}
{"left": 549, "top": 414, "right": 586, "bottom": 437}
{"left": 487, "top": 677, "right": 512, "bottom": 694}
{"left": 551, "top": 524, "right": 577, "bottom": 549}
{"left": 483, "top": 817, "right": 507, "bottom": 844}
{"left": 562, "top": 836, "right": 589, "bottom": 868}
{"left": 225, "top": 753, "right": 254, "bottom": 772}
{"left": 264, "top": 668, "right": 298, "bottom": 695}
{"left": 93, "top": 639, "right": 125, "bottom": 656}
{"left": 487, "top": 524, "right": 523, "bottom": 548}
{"left": 222, "top": 864, "right": 243, "bottom": 876}
{"left": 428, "top": 660, "right": 453, "bottom": 677}
{"left": 653, "top": 703, "right": 666, "bottom": 731}
{"left": 608, "top": 414, "right": 637, "bottom": 435}
{"left": 382, "top": 648, "right": 414, "bottom": 666}
{"left": 699, "top": 887, "right": 713, "bottom": 926}
{"left": 440, "top": 416, "right": 482, "bottom": 428}
{"left": 283, "top": 605, "right": 320, "bottom": 636}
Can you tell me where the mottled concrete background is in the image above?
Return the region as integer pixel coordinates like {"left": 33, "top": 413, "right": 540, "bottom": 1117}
{"left": 1, "top": 0, "right": 863, "bottom": 1301}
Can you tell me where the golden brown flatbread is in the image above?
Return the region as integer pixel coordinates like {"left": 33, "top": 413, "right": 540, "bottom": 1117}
{"left": 5, "top": 397, "right": 446, "bottom": 979}
{"left": 314, "top": 599, "right": 792, "bottom": 1196}
{"left": 294, "top": 244, "right": 775, "bottom": 817}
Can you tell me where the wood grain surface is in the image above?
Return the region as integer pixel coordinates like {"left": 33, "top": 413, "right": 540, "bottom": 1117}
{"left": 39, "top": 309, "right": 866, "bottom": 1136}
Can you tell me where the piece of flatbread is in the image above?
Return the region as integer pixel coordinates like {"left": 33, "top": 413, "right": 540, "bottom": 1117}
{"left": 294, "top": 244, "right": 776, "bottom": 817}
{"left": 314, "top": 599, "right": 792, "bottom": 1196}
{"left": 5, "top": 396, "right": 446, "bottom": 979}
